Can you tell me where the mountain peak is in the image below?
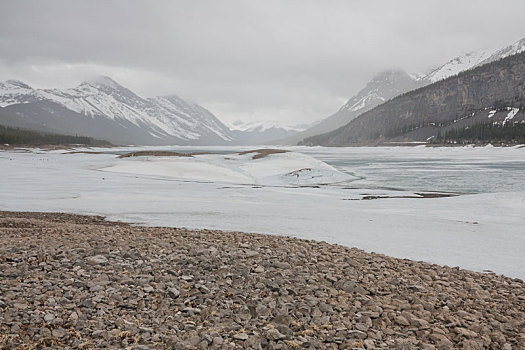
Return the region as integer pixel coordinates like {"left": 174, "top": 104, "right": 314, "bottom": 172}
{"left": 478, "top": 36, "right": 525, "bottom": 66}
{"left": 230, "top": 119, "right": 314, "bottom": 133}
{"left": 4, "top": 80, "right": 33, "bottom": 89}
{"left": 157, "top": 94, "right": 184, "bottom": 103}
{"left": 423, "top": 47, "right": 494, "bottom": 83}
{"left": 0, "top": 79, "right": 39, "bottom": 108}
{"left": 335, "top": 69, "right": 420, "bottom": 115}
{"left": 0, "top": 76, "right": 235, "bottom": 145}
{"left": 367, "top": 70, "right": 415, "bottom": 86}
{"left": 372, "top": 70, "right": 410, "bottom": 79}
{"left": 80, "top": 75, "right": 124, "bottom": 90}
{"left": 423, "top": 36, "right": 525, "bottom": 83}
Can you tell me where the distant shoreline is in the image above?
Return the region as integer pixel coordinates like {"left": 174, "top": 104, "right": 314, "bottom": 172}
{"left": 2, "top": 142, "right": 525, "bottom": 151}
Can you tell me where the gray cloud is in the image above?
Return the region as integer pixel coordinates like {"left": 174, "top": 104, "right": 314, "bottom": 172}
{"left": 1, "top": 0, "right": 524, "bottom": 124}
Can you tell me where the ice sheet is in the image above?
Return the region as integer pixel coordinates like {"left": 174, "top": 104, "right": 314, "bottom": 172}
{"left": 101, "top": 151, "right": 354, "bottom": 186}
{"left": 1, "top": 146, "right": 524, "bottom": 279}
{"left": 101, "top": 157, "right": 256, "bottom": 184}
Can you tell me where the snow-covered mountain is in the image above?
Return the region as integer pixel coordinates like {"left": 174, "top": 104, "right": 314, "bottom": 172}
{"left": 0, "top": 76, "right": 233, "bottom": 145}
{"left": 302, "top": 50, "right": 525, "bottom": 146}
{"left": 0, "top": 80, "right": 42, "bottom": 107}
{"left": 285, "top": 36, "right": 525, "bottom": 145}
{"left": 0, "top": 77, "right": 321, "bottom": 145}
{"left": 228, "top": 119, "right": 315, "bottom": 145}
{"left": 422, "top": 49, "right": 494, "bottom": 83}
{"left": 478, "top": 36, "right": 525, "bottom": 66}
{"left": 278, "top": 70, "right": 422, "bottom": 145}
{"left": 230, "top": 119, "right": 315, "bottom": 133}
{"left": 337, "top": 70, "right": 422, "bottom": 113}
{"left": 422, "top": 36, "right": 525, "bottom": 83}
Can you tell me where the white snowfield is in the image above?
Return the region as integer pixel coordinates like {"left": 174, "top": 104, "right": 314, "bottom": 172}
{"left": 1, "top": 146, "right": 525, "bottom": 279}
{"left": 101, "top": 151, "right": 353, "bottom": 186}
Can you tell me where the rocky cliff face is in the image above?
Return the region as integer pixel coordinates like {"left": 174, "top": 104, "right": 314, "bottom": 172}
{"left": 302, "top": 51, "right": 525, "bottom": 146}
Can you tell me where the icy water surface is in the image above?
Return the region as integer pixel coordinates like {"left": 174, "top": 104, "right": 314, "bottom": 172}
{"left": 298, "top": 146, "right": 525, "bottom": 194}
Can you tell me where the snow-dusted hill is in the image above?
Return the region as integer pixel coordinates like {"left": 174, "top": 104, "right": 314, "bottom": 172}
{"left": 0, "top": 76, "right": 233, "bottom": 145}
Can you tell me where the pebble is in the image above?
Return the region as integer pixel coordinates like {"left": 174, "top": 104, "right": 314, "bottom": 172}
{"left": 0, "top": 211, "right": 523, "bottom": 349}
{"left": 86, "top": 254, "right": 108, "bottom": 265}
{"left": 233, "top": 333, "right": 249, "bottom": 340}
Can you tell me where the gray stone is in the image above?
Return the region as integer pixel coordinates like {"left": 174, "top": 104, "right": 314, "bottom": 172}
{"left": 233, "top": 333, "right": 249, "bottom": 340}
{"left": 86, "top": 255, "right": 108, "bottom": 265}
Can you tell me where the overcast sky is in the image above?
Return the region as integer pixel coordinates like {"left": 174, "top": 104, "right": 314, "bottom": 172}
{"left": 1, "top": 0, "right": 524, "bottom": 126}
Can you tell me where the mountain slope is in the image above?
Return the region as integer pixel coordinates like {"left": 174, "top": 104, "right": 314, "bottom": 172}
{"left": 293, "top": 36, "right": 525, "bottom": 146}
{"left": 0, "top": 80, "right": 42, "bottom": 107}
{"left": 1, "top": 100, "right": 178, "bottom": 146}
{"left": 0, "top": 77, "right": 233, "bottom": 145}
{"left": 279, "top": 70, "right": 423, "bottom": 145}
{"left": 478, "top": 37, "right": 525, "bottom": 66}
{"left": 302, "top": 51, "right": 525, "bottom": 146}
{"left": 422, "top": 49, "right": 494, "bottom": 83}
{"left": 422, "top": 37, "right": 525, "bottom": 83}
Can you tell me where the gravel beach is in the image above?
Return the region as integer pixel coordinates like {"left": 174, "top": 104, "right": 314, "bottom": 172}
{"left": 0, "top": 211, "right": 523, "bottom": 349}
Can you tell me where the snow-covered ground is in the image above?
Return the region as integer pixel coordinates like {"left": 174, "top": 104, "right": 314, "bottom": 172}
{"left": 101, "top": 151, "right": 354, "bottom": 186}
{"left": 1, "top": 146, "right": 524, "bottom": 279}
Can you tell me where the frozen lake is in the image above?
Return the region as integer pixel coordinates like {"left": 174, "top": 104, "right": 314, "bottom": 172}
{"left": 300, "top": 146, "right": 525, "bottom": 194}
{"left": 1, "top": 145, "right": 524, "bottom": 279}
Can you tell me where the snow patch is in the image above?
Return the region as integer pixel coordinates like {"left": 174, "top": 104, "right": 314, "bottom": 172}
{"left": 344, "top": 93, "right": 386, "bottom": 112}
{"left": 503, "top": 108, "right": 519, "bottom": 125}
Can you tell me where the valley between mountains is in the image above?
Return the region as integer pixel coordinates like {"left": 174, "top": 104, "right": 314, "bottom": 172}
{"left": 1, "top": 37, "right": 525, "bottom": 147}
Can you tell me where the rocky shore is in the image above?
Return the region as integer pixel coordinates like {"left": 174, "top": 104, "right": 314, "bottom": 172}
{"left": 0, "top": 211, "right": 523, "bottom": 349}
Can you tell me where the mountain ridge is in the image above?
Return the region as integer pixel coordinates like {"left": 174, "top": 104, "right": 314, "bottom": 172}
{"left": 0, "top": 77, "right": 234, "bottom": 145}
{"left": 0, "top": 76, "right": 310, "bottom": 145}
{"left": 301, "top": 51, "right": 525, "bottom": 146}
{"left": 277, "top": 70, "right": 423, "bottom": 145}
{"left": 285, "top": 36, "right": 525, "bottom": 145}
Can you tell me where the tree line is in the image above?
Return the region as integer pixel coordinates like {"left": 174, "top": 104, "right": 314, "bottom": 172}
{"left": 0, "top": 124, "right": 111, "bottom": 146}
{"left": 433, "top": 122, "right": 525, "bottom": 144}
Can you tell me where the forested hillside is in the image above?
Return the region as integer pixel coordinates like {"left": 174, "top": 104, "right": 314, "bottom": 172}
{"left": 302, "top": 51, "right": 525, "bottom": 146}
{"left": 0, "top": 125, "right": 111, "bottom": 146}
{"left": 433, "top": 122, "right": 525, "bottom": 145}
